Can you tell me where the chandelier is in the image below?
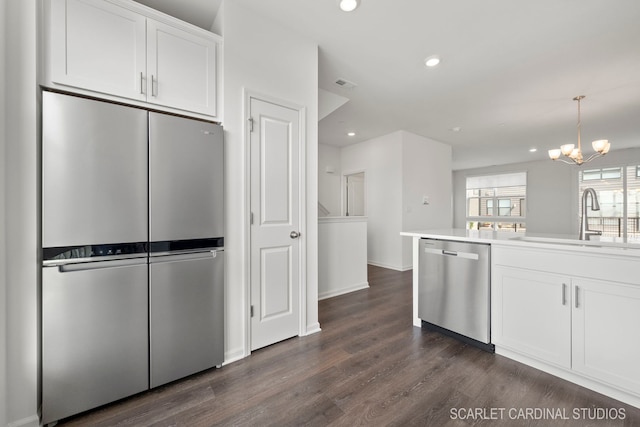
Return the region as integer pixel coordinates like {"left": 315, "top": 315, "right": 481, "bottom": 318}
{"left": 548, "top": 95, "right": 610, "bottom": 165}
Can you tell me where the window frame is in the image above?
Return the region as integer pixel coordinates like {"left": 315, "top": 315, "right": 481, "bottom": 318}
{"left": 465, "top": 172, "right": 527, "bottom": 232}
{"left": 578, "top": 164, "right": 640, "bottom": 241}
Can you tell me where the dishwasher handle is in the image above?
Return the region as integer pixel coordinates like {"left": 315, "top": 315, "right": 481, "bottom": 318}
{"left": 423, "top": 247, "right": 480, "bottom": 261}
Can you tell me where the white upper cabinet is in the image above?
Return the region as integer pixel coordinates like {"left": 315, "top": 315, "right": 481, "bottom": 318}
{"left": 45, "top": 0, "right": 220, "bottom": 118}
{"left": 146, "top": 20, "right": 217, "bottom": 115}
{"left": 49, "top": 0, "right": 147, "bottom": 101}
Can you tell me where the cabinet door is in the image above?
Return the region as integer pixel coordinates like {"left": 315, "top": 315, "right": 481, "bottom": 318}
{"left": 146, "top": 19, "right": 217, "bottom": 116}
{"left": 572, "top": 279, "right": 640, "bottom": 394}
{"left": 492, "top": 266, "right": 571, "bottom": 368}
{"left": 50, "top": 0, "right": 147, "bottom": 101}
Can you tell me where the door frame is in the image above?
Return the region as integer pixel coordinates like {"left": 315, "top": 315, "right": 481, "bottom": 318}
{"left": 243, "top": 89, "right": 307, "bottom": 356}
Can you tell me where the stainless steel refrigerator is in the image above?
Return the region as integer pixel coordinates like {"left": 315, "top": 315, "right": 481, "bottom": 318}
{"left": 41, "top": 92, "right": 224, "bottom": 424}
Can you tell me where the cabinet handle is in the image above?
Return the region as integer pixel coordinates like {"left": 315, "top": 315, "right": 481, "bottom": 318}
{"left": 140, "top": 72, "right": 144, "bottom": 95}
{"left": 575, "top": 286, "right": 579, "bottom": 308}
{"left": 562, "top": 283, "right": 566, "bottom": 305}
{"left": 151, "top": 75, "right": 157, "bottom": 97}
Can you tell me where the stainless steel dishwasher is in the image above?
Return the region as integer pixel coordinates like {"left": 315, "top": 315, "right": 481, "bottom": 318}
{"left": 418, "top": 238, "right": 493, "bottom": 351}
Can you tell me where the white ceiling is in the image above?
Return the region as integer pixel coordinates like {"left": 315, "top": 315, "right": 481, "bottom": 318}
{"left": 134, "top": 0, "right": 640, "bottom": 170}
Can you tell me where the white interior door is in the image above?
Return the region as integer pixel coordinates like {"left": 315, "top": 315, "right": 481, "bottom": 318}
{"left": 249, "top": 96, "right": 301, "bottom": 351}
{"left": 345, "top": 172, "right": 365, "bottom": 216}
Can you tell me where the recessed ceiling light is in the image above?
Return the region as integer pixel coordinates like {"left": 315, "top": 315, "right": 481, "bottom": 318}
{"left": 347, "top": 132, "right": 356, "bottom": 136}
{"left": 425, "top": 55, "right": 441, "bottom": 67}
{"left": 338, "top": 0, "right": 359, "bottom": 12}
{"left": 449, "top": 126, "right": 462, "bottom": 132}
{"left": 529, "top": 148, "right": 538, "bottom": 153}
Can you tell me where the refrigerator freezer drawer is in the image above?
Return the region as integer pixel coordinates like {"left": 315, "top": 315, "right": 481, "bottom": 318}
{"left": 150, "top": 251, "right": 224, "bottom": 387}
{"left": 42, "top": 259, "right": 149, "bottom": 424}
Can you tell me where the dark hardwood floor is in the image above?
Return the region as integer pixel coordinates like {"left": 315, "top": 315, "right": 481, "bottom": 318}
{"left": 58, "top": 265, "right": 640, "bottom": 426}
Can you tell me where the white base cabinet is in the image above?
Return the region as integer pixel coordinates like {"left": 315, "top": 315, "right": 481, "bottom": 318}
{"left": 572, "top": 278, "right": 640, "bottom": 395}
{"left": 493, "top": 267, "right": 571, "bottom": 369}
{"left": 45, "top": 0, "right": 220, "bottom": 118}
{"left": 492, "top": 244, "right": 640, "bottom": 408}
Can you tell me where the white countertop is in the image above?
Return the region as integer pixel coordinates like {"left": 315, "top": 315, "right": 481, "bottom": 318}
{"left": 401, "top": 228, "right": 640, "bottom": 257}
{"left": 319, "top": 216, "right": 368, "bottom": 223}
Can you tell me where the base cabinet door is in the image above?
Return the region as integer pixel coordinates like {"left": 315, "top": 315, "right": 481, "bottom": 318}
{"left": 493, "top": 266, "right": 571, "bottom": 368}
{"left": 572, "top": 279, "right": 640, "bottom": 395}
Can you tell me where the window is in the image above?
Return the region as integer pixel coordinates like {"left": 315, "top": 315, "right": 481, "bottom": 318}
{"left": 578, "top": 165, "right": 640, "bottom": 242}
{"left": 466, "top": 172, "right": 527, "bottom": 232}
{"left": 582, "top": 167, "right": 622, "bottom": 181}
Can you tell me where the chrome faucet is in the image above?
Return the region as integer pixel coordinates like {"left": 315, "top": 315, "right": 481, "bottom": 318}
{"left": 579, "top": 188, "right": 602, "bottom": 240}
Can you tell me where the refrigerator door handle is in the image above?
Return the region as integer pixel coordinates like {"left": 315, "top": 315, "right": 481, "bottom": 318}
{"left": 43, "top": 253, "right": 148, "bottom": 268}
{"left": 150, "top": 249, "right": 224, "bottom": 264}
{"left": 56, "top": 258, "right": 147, "bottom": 273}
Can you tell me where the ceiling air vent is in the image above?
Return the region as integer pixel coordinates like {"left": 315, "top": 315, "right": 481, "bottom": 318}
{"left": 334, "top": 78, "right": 357, "bottom": 89}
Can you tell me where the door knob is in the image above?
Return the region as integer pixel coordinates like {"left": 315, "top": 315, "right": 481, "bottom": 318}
{"left": 290, "top": 231, "right": 300, "bottom": 239}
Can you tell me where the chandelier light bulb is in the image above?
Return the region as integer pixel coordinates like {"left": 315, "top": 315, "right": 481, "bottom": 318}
{"left": 548, "top": 149, "right": 561, "bottom": 160}
{"left": 570, "top": 148, "right": 580, "bottom": 159}
{"left": 592, "top": 139, "right": 609, "bottom": 153}
{"left": 561, "top": 144, "right": 575, "bottom": 156}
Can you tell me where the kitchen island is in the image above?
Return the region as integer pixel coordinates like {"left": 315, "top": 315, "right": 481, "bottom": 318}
{"left": 402, "top": 229, "right": 640, "bottom": 409}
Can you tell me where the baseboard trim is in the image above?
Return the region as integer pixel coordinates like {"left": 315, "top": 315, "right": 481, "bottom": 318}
{"left": 367, "top": 261, "right": 412, "bottom": 272}
{"left": 8, "top": 414, "right": 39, "bottom": 427}
{"left": 496, "top": 346, "right": 640, "bottom": 410}
{"left": 318, "top": 282, "right": 369, "bottom": 300}
{"left": 303, "top": 322, "right": 322, "bottom": 336}
{"left": 222, "top": 348, "right": 247, "bottom": 366}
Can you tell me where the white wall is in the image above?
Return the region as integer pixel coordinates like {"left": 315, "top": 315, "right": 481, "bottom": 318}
{"left": 401, "top": 131, "right": 453, "bottom": 268}
{"left": 318, "top": 143, "right": 342, "bottom": 216}
{"left": 318, "top": 218, "right": 368, "bottom": 299}
{"left": 453, "top": 147, "right": 640, "bottom": 235}
{"left": 0, "top": 0, "right": 8, "bottom": 424}
{"left": 339, "top": 130, "right": 453, "bottom": 271}
{"left": 342, "top": 131, "right": 404, "bottom": 269}
{"left": 221, "top": 1, "right": 319, "bottom": 361}
{"left": 4, "top": 1, "right": 39, "bottom": 426}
